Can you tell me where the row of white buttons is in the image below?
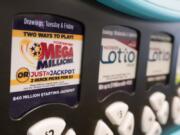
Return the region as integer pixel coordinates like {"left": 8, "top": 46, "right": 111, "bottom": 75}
{"left": 98, "top": 96, "right": 179, "bottom": 135}
{"left": 106, "top": 102, "right": 135, "bottom": 135}
{"left": 27, "top": 117, "right": 76, "bottom": 135}
{"left": 141, "top": 106, "right": 162, "bottom": 135}
{"left": 118, "top": 112, "right": 134, "bottom": 135}
{"left": 141, "top": 91, "right": 180, "bottom": 135}
{"left": 141, "top": 92, "right": 169, "bottom": 135}
{"left": 94, "top": 102, "right": 135, "bottom": 135}
{"left": 27, "top": 94, "right": 179, "bottom": 135}
{"left": 94, "top": 114, "right": 135, "bottom": 135}
{"left": 149, "top": 92, "right": 166, "bottom": 112}
{"left": 149, "top": 92, "right": 169, "bottom": 125}
{"left": 105, "top": 102, "right": 129, "bottom": 126}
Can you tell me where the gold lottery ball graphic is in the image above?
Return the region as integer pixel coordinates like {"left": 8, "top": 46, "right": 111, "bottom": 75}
{"left": 30, "top": 43, "right": 42, "bottom": 59}
{"left": 16, "top": 67, "right": 30, "bottom": 83}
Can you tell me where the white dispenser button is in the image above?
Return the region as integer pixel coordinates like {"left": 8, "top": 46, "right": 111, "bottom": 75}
{"left": 94, "top": 120, "right": 114, "bottom": 135}
{"left": 156, "top": 101, "right": 169, "bottom": 125}
{"left": 146, "top": 121, "right": 162, "bottom": 135}
{"left": 65, "top": 129, "right": 76, "bottom": 135}
{"left": 172, "top": 96, "right": 180, "bottom": 125}
{"left": 105, "top": 102, "right": 129, "bottom": 126}
{"left": 118, "top": 112, "right": 135, "bottom": 135}
{"left": 141, "top": 106, "right": 156, "bottom": 133}
{"left": 149, "top": 92, "right": 166, "bottom": 112}
{"left": 27, "top": 117, "right": 66, "bottom": 135}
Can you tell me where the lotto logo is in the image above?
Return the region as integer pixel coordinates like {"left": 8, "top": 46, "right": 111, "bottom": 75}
{"left": 16, "top": 67, "right": 30, "bottom": 83}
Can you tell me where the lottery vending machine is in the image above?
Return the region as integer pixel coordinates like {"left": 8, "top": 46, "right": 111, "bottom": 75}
{"left": 1, "top": 0, "right": 180, "bottom": 135}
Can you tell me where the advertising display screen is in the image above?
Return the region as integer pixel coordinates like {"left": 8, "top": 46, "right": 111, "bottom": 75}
{"left": 146, "top": 33, "right": 172, "bottom": 89}
{"left": 98, "top": 25, "right": 139, "bottom": 100}
{"left": 10, "top": 14, "right": 84, "bottom": 119}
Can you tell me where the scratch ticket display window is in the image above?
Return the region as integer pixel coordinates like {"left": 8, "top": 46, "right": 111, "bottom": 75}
{"left": 146, "top": 33, "right": 173, "bottom": 90}
{"left": 98, "top": 25, "right": 139, "bottom": 101}
{"left": 10, "top": 14, "right": 84, "bottom": 119}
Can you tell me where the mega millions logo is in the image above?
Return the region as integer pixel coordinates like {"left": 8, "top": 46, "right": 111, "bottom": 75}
{"left": 20, "top": 39, "right": 74, "bottom": 70}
